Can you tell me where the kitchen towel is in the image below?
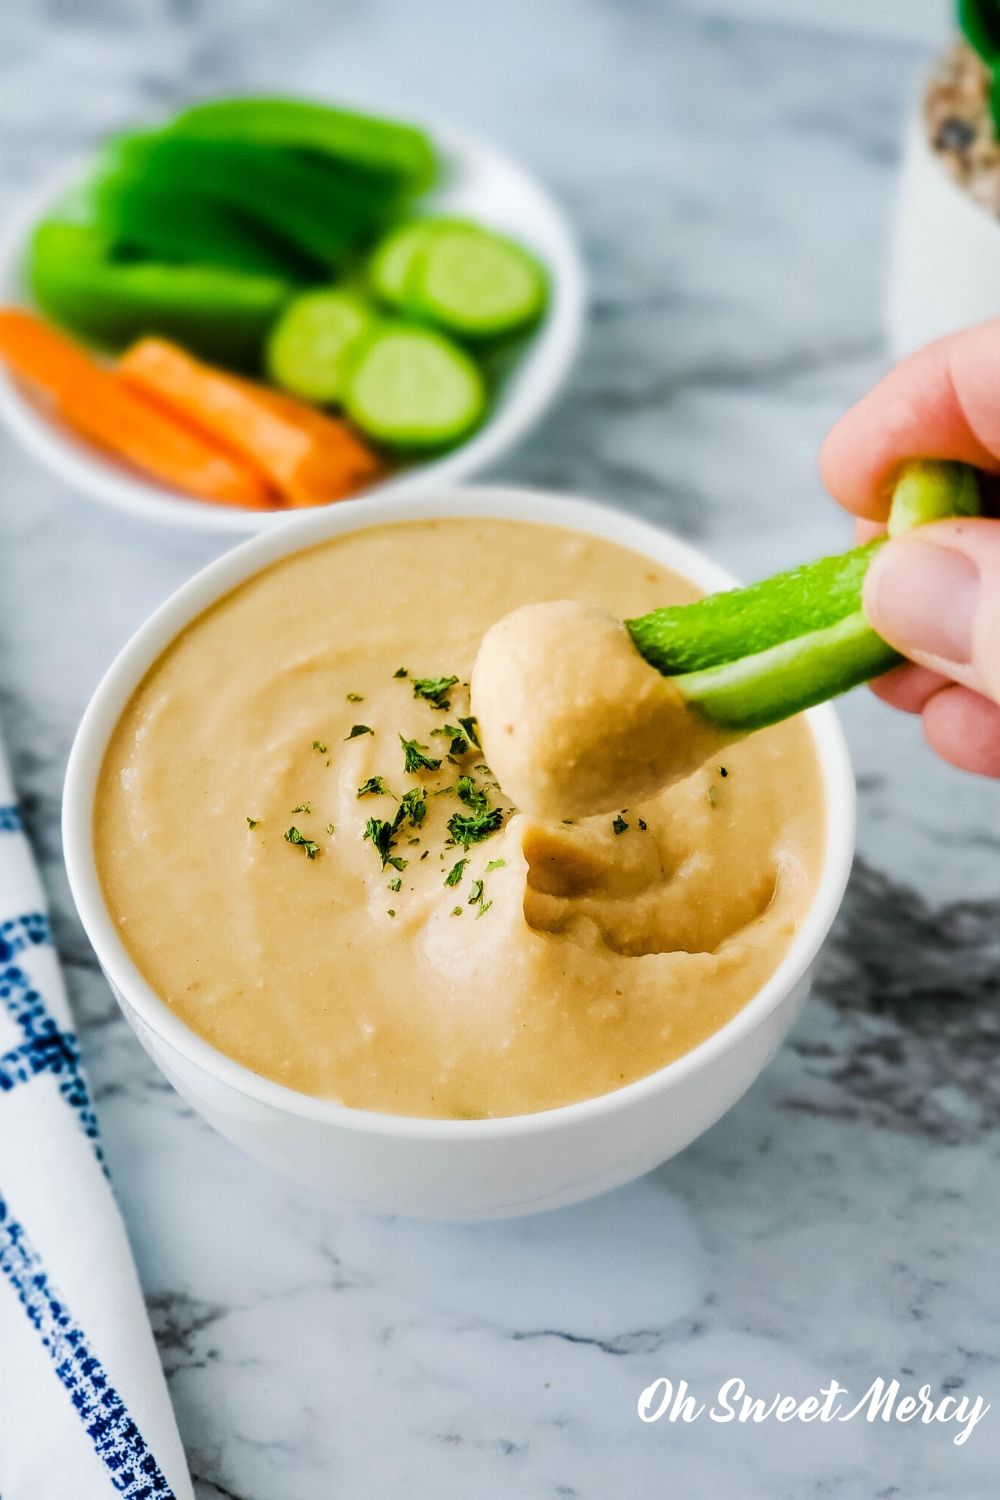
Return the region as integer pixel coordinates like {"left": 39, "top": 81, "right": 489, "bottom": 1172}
{"left": 0, "top": 733, "right": 192, "bottom": 1498}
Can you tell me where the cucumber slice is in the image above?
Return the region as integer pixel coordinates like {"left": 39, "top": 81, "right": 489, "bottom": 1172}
{"left": 368, "top": 221, "right": 438, "bottom": 307}
{"left": 407, "top": 224, "right": 548, "bottom": 339}
{"left": 266, "top": 289, "right": 374, "bottom": 403}
{"left": 367, "top": 218, "right": 470, "bottom": 308}
{"left": 344, "top": 323, "right": 486, "bottom": 449}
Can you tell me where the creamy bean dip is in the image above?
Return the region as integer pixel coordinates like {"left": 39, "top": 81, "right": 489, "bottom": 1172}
{"left": 96, "top": 519, "right": 825, "bottom": 1119}
{"left": 472, "top": 599, "right": 732, "bottom": 819}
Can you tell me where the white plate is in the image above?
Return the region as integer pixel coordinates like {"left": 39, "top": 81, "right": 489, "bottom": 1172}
{"left": 0, "top": 122, "right": 585, "bottom": 532}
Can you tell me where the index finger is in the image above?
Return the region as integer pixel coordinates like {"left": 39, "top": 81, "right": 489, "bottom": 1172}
{"left": 819, "top": 319, "right": 1000, "bottom": 519}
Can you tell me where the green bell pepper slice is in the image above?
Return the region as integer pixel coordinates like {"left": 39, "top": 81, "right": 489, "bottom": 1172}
{"left": 627, "top": 460, "right": 981, "bottom": 732}
{"left": 105, "top": 132, "right": 400, "bottom": 273}
{"left": 29, "top": 220, "right": 291, "bottom": 369}
{"left": 91, "top": 169, "right": 305, "bottom": 278}
{"left": 169, "top": 96, "right": 438, "bottom": 196}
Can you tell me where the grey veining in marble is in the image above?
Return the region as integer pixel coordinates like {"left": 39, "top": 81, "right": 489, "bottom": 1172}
{"left": 1, "top": 1, "right": 998, "bottom": 1496}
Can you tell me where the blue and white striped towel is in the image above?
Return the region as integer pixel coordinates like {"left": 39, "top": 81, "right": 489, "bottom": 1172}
{"left": 0, "top": 734, "right": 192, "bottom": 1497}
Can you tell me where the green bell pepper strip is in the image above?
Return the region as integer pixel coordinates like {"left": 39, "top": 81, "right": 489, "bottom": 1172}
{"left": 104, "top": 133, "right": 401, "bottom": 272}
{"left": 91, "top": 171, "right": 306, "bottom": 278}
{"left": 168, "top": 97, "right": 438, "bottom": 196}
{"left": 625, "top": 460, "right": 981, "bottom": 733}
{"left": 29, "top": 221, "right": 291, "bottom": 369}
{"left": 666, "top": 610, "right": 899, "bottom": 732}
{"left": 627, "top": 540, "right": 882, "bottom": 677}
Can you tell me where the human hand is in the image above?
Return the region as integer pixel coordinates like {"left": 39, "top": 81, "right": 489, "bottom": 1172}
{"left": 820, "top": 321, "right": 1000, "bottom": 776}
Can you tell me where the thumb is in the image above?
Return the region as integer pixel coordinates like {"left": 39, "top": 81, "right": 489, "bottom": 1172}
{"left": 863, "top": 518, "right": 1000, "bottom": 705}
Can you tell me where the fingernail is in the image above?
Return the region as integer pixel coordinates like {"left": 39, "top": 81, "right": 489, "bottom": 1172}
{"left": 865, "top": 540, "right": 978, "bottom": 665}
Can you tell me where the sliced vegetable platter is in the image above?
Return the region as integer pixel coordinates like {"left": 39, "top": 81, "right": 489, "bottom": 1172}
{"left": 0, "top": 98, "right": 583, "bottom": 530}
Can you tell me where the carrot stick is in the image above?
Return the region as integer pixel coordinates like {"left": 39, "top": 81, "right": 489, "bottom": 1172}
{"left": 0, "top": 309, "right": 273, "bottom": 509}
{"left": 120, "top": 337, "right": 383, "bottom": 506}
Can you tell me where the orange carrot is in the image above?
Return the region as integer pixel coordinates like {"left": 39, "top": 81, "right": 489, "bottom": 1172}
{"left": 120, "top": 337, "right": 382, "bottom": 507}
{"left": 0, "top": 309, "right": 273, "bottom": 509}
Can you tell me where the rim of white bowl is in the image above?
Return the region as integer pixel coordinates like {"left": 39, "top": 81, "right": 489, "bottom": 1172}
{"left": 0, "top": 126, "right": 586, "bottom": 532}
{"left": 63, "top": 485, "right": 856, "bottom": 1138}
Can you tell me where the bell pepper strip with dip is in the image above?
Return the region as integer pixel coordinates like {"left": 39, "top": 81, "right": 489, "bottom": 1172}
{"left": 633, "top": 461, "right": 982, "bottom": 729}
{"left": 119, "top": 336, "right": 383, "bottom": 505}
{"left": 472, "top": 461, "right": 981, "bottom": 820}
{"left": 0, "top": 309, "right": 272, "bottom": 508}
{"left": 30, "top": 220, "right": 291, "bottom": 367}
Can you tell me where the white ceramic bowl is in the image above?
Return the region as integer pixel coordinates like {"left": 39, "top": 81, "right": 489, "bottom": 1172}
{"left": 63, "top": 487, "right": 856, "bottom": 1220}
{"left": 0, "top": 127, "right": 584, "bottom": 532}
{"left": 887, "top": 111, "right": 1000, "bottom": 358}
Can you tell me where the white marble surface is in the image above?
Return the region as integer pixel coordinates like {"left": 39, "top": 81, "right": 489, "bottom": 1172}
{"left": 2, "top": 1, "right": 999, "bottom": 1496}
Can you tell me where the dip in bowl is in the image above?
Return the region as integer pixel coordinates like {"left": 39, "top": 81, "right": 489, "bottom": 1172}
{"left": 63, "top": 487, "right": 854, "bottom": 1219}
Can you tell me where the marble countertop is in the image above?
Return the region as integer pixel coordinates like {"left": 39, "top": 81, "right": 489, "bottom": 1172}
{"left": 2, "top": 0, "right": 998, "bottom": 1495}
